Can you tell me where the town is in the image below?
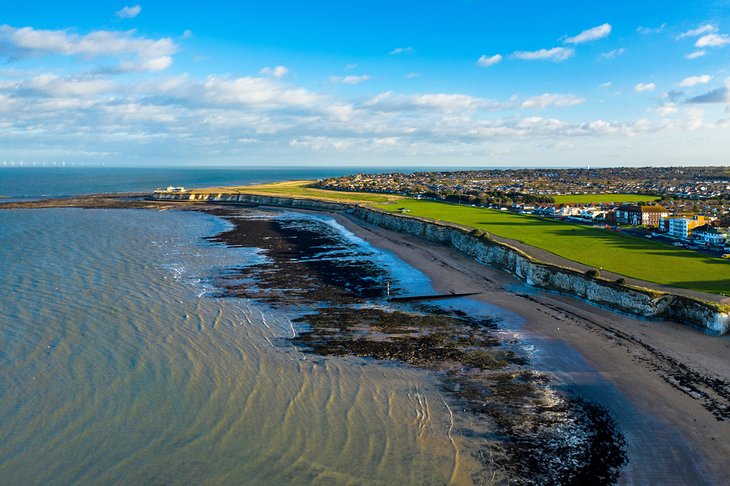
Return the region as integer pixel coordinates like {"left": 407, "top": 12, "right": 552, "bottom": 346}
{"left": 316, "top": 167, "right": 730, "bottom": 254}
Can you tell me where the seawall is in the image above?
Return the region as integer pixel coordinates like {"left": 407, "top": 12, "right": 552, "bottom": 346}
{"left": 152, "top": 191, "right": 730, "bottom": 335}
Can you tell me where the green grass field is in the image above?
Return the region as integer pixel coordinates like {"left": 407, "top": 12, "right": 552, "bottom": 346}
{"left": 197, "top": 180, "right": 403, "bottom": 204}
{"left": 552, "top": 193, "right": 661, "bottom": 204}
{"left": 372, "top": 199, "right": 729, "bottom": 294}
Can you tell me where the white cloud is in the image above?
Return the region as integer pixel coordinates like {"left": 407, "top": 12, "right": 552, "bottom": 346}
{"left": 656, "top": 103, "right": 678, "bottom": 116}
{"left": 601, "top": 48, "right": 625, "bottom": 60}
{"left": 200, "top": 76, "right": 322, "bottom": 109}
{"left": 259, "top": 65, "right": 288, "bottom": 78}
{"left": 116, "top": 5, "right": 142, "bottom": 19}
{"left": 102, "top": 103, "right": 177, "bottom": 123}
{"left": 363, "top": 90, "right": 583, "bottom": 112}
{"left": 599, "top": 82, "right": 612, "bottom": 88}
{"left": 564, "top": 23, "right": 612, "bottom": 44}
{"left": 365, "top": 91, "right": 490, "bottom": 112}
{"left": 0, "top": 25, "right": 177, "bottom": 72}
{"left": 24, "top": 74, "right": 116, "bottom": 97}
{"left": 405, "top": 72, "right": 420, "bottom": 78}
{"left": 679, "top": 74, "right": 712, "bottom": 87}
{"left": 634, "top": 83, "right": 656, "bottom": 92}
{"left": 696, "top": 33, "right": 730, "bottom": 47}
{"left": 329, "top": 75, "right": 370, "bottom": 85}
{"left": 511, "top": 47, "right": 574, "bottom": 62}
{"left": 637, "top": 23, "right": 666, "bottom": 35}
{"left": 389, "top": 46, "right": 413, "bottom": 55}
{"left": 290, "top": 136, "right": 356, "bottom": 151}
{"left": 686, "top": 50, "right": 706, "bottom": 59}
{"left": 120, "top": 56, "right": 172, "bottom": 72}
{"left": 677, "top": 24, "right": 718, "bottom": 39}
{"left": 520, "top": 93, "right": 585, "bottom": 109}
{"left": 477, "top": 54, "right": 502, "bottom": 67}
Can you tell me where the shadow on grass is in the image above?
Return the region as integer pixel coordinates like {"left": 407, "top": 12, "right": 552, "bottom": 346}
{"left": 667, "top": 280, "right": 730, "bottom": 294}
{"left": 476, "top": 220, "right": 727, "bottom": 259}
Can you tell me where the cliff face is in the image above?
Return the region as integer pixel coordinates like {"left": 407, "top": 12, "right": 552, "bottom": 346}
{"left": 152, "top": 191, "right": 730, "bottom": 335}
{"left": 152, "top": 191, "right": 351, "bottom": 212}
{"left": 351, "top": 207, "right": 729, "bottom": 335}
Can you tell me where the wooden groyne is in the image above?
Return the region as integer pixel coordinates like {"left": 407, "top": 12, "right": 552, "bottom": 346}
{"left": 388, "top": 292, "right": 481, "bottom": 303}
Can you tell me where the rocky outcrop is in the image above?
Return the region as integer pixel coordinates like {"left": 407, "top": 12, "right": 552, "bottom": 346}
{"left": 151, "top": 191, "right": 730, "bottom": 335}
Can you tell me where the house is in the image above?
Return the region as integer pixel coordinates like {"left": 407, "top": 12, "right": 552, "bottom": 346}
{"left": 554, "top": 204, "right": 581, "bottom": 217}
{"left": 615, "top": 204, "right": 668, "bottom": 226}
{"left": 691, "top": 224, "right": 727, "bottom": 246}
{"left": 664, "top": 215, "right": 712, "bottom": 240}
{"left": 579, "top": 207, "right": 606, "bottom": 220}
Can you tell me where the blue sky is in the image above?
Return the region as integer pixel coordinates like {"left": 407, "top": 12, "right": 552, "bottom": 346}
{"left": 1, "top": 1, "right": 729, "bottom": 167}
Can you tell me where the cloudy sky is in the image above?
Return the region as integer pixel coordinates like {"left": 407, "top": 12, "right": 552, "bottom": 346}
{"left": 1, "top": 1, "right": 729, "bottom": 167}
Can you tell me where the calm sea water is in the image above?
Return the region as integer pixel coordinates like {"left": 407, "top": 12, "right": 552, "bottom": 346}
{"left": 0, "top": 167, "right": 482, "bottom": 484}
{"left": 0, "top": 167, "right": 408, "bottom": 199}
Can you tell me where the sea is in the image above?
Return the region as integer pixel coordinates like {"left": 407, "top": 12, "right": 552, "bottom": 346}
{"left": 0, "top": 167, "right": 480, "bottom": 485}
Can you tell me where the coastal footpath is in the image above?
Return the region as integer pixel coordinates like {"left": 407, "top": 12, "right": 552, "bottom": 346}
{"left": 152, "top": 190, "right": 730, "bottom": 335}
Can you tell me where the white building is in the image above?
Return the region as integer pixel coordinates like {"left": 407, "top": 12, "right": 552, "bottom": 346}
{"left": 579, "top": 208, "right": 606, "bottom": 220}
{"left": 667, "top": 218, "right": 692, "bottom": 239}
{"left": 555, "top": 205, "right": 581, "bottom": 216}
{"left": 664, "top": 215, "right": 712, "bottom": 240}
{"left": 691, "top": 225, "right": 727, "bottom": 246}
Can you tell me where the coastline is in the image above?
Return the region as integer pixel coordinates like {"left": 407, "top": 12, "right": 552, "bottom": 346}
{"left": 331, "top": 211, "right": 730, "bottom": 484}
{"left": 150, "top": 190, "right": 730, "bottom": 334}
{"left": 3, "top": 194, "right": 729, "bottom": 482}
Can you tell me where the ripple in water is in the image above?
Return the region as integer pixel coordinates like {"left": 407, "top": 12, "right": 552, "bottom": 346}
{"left": 0, "top": 208, "right": 479, "bottom": 485}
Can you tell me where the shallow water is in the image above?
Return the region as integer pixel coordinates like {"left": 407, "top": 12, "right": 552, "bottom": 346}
{"left": 0, "top": 208, "right": 480, "bottom": 484}
{"left": 437, "top": 295, "right": 720, "bottom": 485}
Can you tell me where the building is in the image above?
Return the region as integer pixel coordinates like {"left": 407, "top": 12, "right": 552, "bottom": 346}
{"left": 579, "top": 208, "right": 606, "bottom": 220}
{"left": 615, "top": 204, "right": 668, "bottom": 226}
{"left": 691, "top": 224, "right": 727, "bottom": 246}
{"left": 665, "top": 215, "right": 711, "bottom": 240}
{"left": 554, "top": 204, "right": 581, "bottom": 217}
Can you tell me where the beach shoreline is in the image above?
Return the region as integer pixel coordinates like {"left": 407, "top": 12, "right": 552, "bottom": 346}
{"left": 3, "top": 194, "right": 729, "bottom": 483}
{"left": 329, "top": 210, "right": 730, "bottom": 484}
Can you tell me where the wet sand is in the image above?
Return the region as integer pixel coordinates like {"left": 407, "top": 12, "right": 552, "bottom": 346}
{"left": 333, "top": 212, "right": 730, "bottom": 484}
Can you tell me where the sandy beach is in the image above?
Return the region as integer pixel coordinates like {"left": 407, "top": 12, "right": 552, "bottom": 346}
{"left": 333, "top": 211, "right": 730, "bottom": 485}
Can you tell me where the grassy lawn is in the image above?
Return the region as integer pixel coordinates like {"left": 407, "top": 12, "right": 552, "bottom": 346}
{"left": 372, "top": 199, "right": 729, "bottom": 294}
{"left": 552, "top": 193, "right": 661, "bottom": 204}
{"left": 197, "top": 180, "right": 403, "bottom": 204}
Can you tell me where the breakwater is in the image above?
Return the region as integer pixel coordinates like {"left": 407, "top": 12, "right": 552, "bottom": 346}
{"left": 151, "top": 190, "right": 730, "bottom": 335}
